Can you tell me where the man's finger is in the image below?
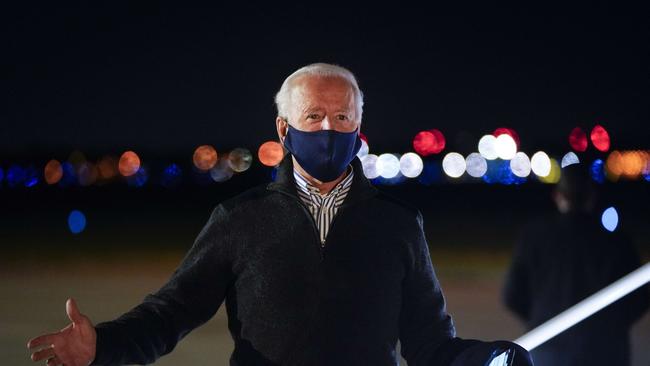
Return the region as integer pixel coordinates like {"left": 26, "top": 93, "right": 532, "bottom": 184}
{"left": 46, "top": 356, "right": 62, "bottom": 366}
{"left": 30, "top": 346, "right": 55, "bottom": 362}
{"left": 26, "top": 333, "right": 57, "bottom": 349}
{"left": 66, "top": 297, "right": 83, "bottom": 324}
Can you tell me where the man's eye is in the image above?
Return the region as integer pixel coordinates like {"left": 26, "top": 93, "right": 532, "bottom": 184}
{"left": 307, "top": 114, "right": 321, "bottom": 120}
{"left": 337, "top": 115, "right": 348, "bottom": 120}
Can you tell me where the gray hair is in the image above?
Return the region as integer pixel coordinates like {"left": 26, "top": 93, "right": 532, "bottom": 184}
{"left": 274, "top": 63, "right": 364, "bottom": 123}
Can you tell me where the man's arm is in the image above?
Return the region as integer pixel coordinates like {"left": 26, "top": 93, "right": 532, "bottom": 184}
{"left": 91, "top": 204, "right": 235, "bottom": 365}
{"left": 399, "top": 211, "right": 533, "bottom": 366}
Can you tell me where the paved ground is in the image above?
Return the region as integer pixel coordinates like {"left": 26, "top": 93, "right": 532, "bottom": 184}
{"left": 2, "top": 248, "right": 648, "bottom": 365}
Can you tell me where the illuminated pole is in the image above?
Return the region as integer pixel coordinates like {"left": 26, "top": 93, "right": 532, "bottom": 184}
{"left": 515, "top": 263, "right": 650, "bottom": 351}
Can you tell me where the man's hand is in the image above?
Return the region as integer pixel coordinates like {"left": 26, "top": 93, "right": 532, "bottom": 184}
{"left": 27, "top": 298, "right": 97, "bottom": 366}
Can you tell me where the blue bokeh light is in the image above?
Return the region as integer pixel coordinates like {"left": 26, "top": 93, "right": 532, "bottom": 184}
{"left": 483, "top": 159, "right": 526, "bottom": 185}
{"left": 58, "top": 162, "right": 78, "bottom": 187}
{"left": 417, "top": 161, "right": 443, "bottom": 186}
{"left": 161, "top": 164, "right": 182, "bottom": 188}
{"left": 127, "top": 167, "right": 149, "bottom": 187}
{"left": 601, "top": 206, "right": 619, "bottom": 232}
{"left": 590, "top": 159, "right": 605, "bottom": 184}
{"left": 7, "top": 165, "right": 26, "bottom": 187}
{"left": 68, "top": 210, "right": 87, "bottom": 234}
{"left": 24, "top": 166, "right": 39, "bottom": 187}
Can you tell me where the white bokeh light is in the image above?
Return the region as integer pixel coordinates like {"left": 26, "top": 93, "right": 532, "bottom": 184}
{"left": 478, "top": 135, "right": 498, "bottom": 160}
{"left": 495, "top": 134, "right": 517, "bottom": 160}
{"left": 376, "top": 153, "right": 400, "bottom": 178}
{"left": 601, "top": 207, "right": 619, "bottom": 232}
{"left": 510, "top": 152, "right": 532, "bottom": 178}
{"left": 442, "top": 152, "right": 466, "bottom": 178}
{"left": 531, "top": 151, "right": 552, "bottom": 177}
{"left": 465, "top": 152, "right": 487, "bottom": 178}
{"left": 399, "top": 152, "right": 424, "bottom": 178}
{"left": 357, "top": 139, "right": 369, "bottom": 158}
{"left": 361, "top": 154, "right": 379, "bottom": 179}
{"left": 561, "top": 151, "right": 580, "bottom": 168}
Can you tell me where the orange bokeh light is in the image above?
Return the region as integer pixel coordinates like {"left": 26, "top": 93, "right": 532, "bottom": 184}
{"left": 193, "top": 145, "right": 218, "bottom": 171}
{"left": 44, "top": 159, "right": 63, "bottom": 185}
{"left": 97, "top": 156, "right": 119, "bottom": 180}
{"left": 119, "top": 151, "right": 141, "bottom": 177}
{"left": 258, "top": 141, "right": 284, "bottom": 166}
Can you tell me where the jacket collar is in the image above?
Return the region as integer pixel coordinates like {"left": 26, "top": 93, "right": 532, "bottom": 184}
{"left": 267, "top": 153, "right": 378, "bottom": 207}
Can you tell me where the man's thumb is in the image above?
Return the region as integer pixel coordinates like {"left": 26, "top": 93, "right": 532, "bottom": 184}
{"left": 66, "top": 298, "right": 83, "bottom": 323}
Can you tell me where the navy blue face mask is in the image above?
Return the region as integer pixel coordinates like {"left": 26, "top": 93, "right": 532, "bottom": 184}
{"left": 283, "top": 124, "right": 362, "bottom": 182}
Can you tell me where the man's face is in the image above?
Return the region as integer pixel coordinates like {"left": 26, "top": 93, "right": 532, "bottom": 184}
{"left": 277, "top": 75, "right": 359, "bottom": 140}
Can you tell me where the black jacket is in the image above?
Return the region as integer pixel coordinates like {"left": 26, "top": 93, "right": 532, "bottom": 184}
{"left": 92, "top": 154, "right": 531, "bottom": 366}
{"left": 503, "top": 212, "right": 649, "bottom": 366}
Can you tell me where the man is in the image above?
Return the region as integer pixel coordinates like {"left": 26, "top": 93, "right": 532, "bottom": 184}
{"left": 503, "top": 164, "right": 649, "bottom": 365}
{"left": 28, "top": 63, "right": 532, "bottom": 365}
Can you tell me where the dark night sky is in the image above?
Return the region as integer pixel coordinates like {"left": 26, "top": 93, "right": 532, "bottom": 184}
{"left": 3, "top": 3, "right": 649, "bottom": 157}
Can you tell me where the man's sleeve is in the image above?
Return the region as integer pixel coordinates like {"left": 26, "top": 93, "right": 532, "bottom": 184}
{"left": 398, "top": 211, "right": 478, "bottom": 365}
{"left": 91, "top": 204, "right": 235, "bottom": 365}
{"left": 399, "top": 211, "right": 534, "bottom": 366}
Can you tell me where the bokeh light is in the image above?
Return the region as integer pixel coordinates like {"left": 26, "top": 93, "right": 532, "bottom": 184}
{"left": 7, "top": 165, "right": 26, "bottom": 187}
{"left": 127, "top": 167, "right": 148, "bottom": 187}
{"left": 210, "top": 157, "right": 234, "bottom": 182}
{"left": 601, "top": 207, "right": 619, "bottom": 232}
{"left": 539, "top": 158, "right": 561, "bottom": 184}
{"left": 258, "top": 141, "right": 284, "bottom": 167}
{"left": 569, "top": 127, "right": 588, "bottom": 152}
{"left": 77, "top": 162, "right": 98, "bottom": 186}
{"left": 483, "top": 159, "right": 524, "bottom": 185}
{"left": 361, "top": 154, "right": 379, "bottom": 179}
{"left": 228, "top": 148, "right": 253, "bottom": 173}
{"left": 97, "top": 156, "right": 119, "bottom": 180}
{"left": 161, "top": 163, "right": 182, "bottom": 188}
{"left": 442, "top": 152, "right": 466, "bottom": 178}
{"left": 495, "top": 134, "right": 517, "bottom": 160}
{"left": 357, "top": 139, "right": 369, "bottom": 158}
{"left": 510, "top": 152, "right": 532, "bottom": 178}
{"left": 413, "top": 129, "right": 445, "bottom": 156}
{"left": 399, "top": 152, "right": 424, "bottom": 178}
{"left": 590, "top": 125, "right": 611, "bottom": 152}
{"left": 418, "top": 161, "right": 443, "bottom": 185}
{"left": 23, "top": 166, "right": 39, "bottom": 187}
{"left": 68, "top": 210, "right": 87, "bottom": 234}
{"left": 561, "top": 152, "right": 580, "bottom": 168}
{"left": 531, "top": 151, "right": 551, "bottom": 177}
{"left": 493, "top": 127, "right": 521, "bottom": 149}
{"left": 193, "top": 145, "right": 218, "bottom": 171}
{"left": 590, "top": 159, "right": 605, "bottom": 183}
{"left": 376, "top": 153, "right": 400, "bottom": 178}
{"left": 0, "top": 167, "right": 3, "bottom": 184}
{"left": 465, "top": 152, "right": 488, "bottom": 178}
{"left": 44, "top": 159, "right": 63, "bottom": 185}
{"left": 605, "top": 151, "right": 623, "bottom": 181}
{"left": 58, "top": 162, "right": 78, "bottom": 187}
{"left": 478, "top": 135, "right": 498, "bottom": 160}
{"left": 119, "top": 151, "right": 141, "bottom": 177}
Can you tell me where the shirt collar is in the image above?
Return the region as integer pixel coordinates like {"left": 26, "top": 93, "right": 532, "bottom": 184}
{"left": 294, "top": 165, "right": 354, "bottom": 197}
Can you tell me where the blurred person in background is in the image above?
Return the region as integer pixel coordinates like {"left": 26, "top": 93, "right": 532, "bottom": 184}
{"left": 28, "top": 63, "right": 532, "bottom": 366}
{"left": 503, "top": 164, "right": 649, "bottom": 366}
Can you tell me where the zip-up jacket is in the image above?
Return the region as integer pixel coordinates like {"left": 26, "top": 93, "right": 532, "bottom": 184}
{"left": 91, "top": 154, "right": 532, "bottom": 366}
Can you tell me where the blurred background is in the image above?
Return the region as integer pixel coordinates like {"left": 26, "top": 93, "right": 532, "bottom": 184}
{"left": 1, "top": 2, "right": 648, "bottom": 365}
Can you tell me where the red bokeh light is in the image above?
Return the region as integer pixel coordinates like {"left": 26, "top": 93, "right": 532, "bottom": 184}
{"left": 413, "top": 129, "right": 445, "bottom": 156}
{"left": 568, "top": 127, "right": 588, "bottom": 152}
{"left": 359, "top": 132, "right": 368, "bottom": 144}
{"left": 591, "top": 125, "right": 611, "bottom": 152}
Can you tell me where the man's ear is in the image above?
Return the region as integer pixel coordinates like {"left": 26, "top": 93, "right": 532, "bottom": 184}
{"left": 276, "top": 117, "right": 288, "bottom": 143}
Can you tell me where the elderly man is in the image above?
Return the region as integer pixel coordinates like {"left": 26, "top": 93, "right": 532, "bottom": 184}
{"left": 28, "top": 63, "right": 532, "bottom": 365}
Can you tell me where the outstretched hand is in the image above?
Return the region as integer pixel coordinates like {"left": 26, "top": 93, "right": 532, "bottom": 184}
{"left": 27, "top": 298, "right": 97, "bottom": 366}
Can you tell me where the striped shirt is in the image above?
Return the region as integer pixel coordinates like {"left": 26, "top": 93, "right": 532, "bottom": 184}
{"left": 294, "top": 166, "right": 354, "bottom": 247}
